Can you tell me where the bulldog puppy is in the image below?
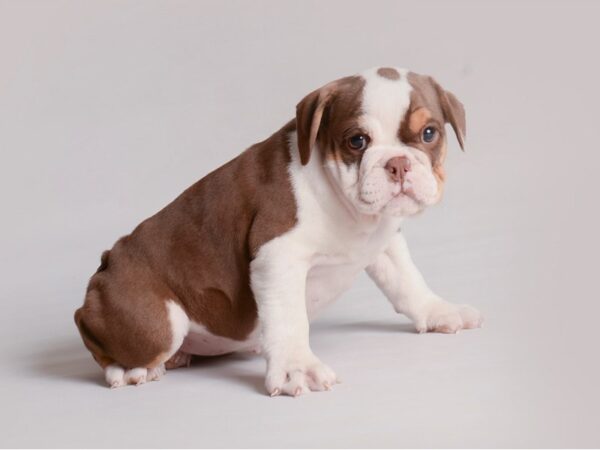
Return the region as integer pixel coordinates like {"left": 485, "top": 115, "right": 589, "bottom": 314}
{"left": 75, "top": 67, "right": 483, "bottom": 396}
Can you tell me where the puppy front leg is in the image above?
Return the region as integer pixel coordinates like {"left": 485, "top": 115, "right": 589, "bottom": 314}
{"left": 251, "top": 243, "right": 337, "bottom": 397}
{"left": 366, "top": 232, "right": 483, "bottom": 333}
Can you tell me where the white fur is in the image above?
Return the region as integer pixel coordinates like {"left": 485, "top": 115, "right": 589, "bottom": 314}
{"left": 104, "top": 364, "right": 125, "bottom": 388}
{"left": 104, "top": 364, "right": 166, "bottom": 387}
{"left": 165, "top": 300, "right": 190, "bottom": 357}
{"left": 365, "top": 232, "right": 483, "bottom": 333}
{"left": 360, "top": 67, "right": 412, "bottom": 146}
{"left": 124, "top": 367, "right": 147, "bottom": 385}
{"left": 251, "top": 68, "right": 482, "bottom": 396}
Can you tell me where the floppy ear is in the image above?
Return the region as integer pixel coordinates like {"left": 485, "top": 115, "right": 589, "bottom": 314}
{"left": 432, "top": 81, "right": 466, "bottom": 151}
{"left": 295, "top": 83, "right": 336, "bottom": 165}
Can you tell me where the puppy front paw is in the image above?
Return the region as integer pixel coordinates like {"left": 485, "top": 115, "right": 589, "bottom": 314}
{"left": 415, "top": 300, "right": 483, "bottom": 334}
{"left": 266, "top": 353, "right": 339, "bottom": 397}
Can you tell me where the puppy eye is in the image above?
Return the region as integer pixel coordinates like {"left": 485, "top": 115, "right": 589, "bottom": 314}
{"left": 347, "top": 134, "right": 370, "bottom": 151}
{"left": 422, "top": 126, "right": 437, "bottom": 143}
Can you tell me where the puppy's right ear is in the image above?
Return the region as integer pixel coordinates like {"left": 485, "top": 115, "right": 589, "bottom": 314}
{"left": 295, "top": 83, "right": 336, "bottom": 165}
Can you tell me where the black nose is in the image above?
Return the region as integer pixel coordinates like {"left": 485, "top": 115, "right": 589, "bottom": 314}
{"left": 384, "top": 156, "right": 411, "bottom": 182}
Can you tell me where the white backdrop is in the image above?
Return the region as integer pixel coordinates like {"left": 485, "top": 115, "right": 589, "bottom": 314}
{"left": 1, "top": 0, "right": 599, "bottom": 447}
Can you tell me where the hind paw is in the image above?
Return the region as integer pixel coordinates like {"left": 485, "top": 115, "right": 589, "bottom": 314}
{"left": 165, "top": 350, "right": 192, "bottom": 370}
{"left": 105, "top": 365, "right": 126, "bottom": 388}
{"left": 105, "top": 364, "right": 165, "bottom": 388}
{"left": 147, "top": 364, "right": 166, "bottom": 381}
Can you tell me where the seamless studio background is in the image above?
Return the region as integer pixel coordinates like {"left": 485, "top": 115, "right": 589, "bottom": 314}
{"left": 1, "top": 0, "right": 599, "bottom": 448}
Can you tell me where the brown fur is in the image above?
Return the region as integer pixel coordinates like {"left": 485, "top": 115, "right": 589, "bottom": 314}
{"left": 296, "top": 76, "right": 366, "bottom": 166}
{"left": 376, "top": 67, "right": 401, "bottom": 80}
{"left": 401, "top": 72, "right": 466, "bottom": 197}
{"left": 74, "top": 121, "right": 298, "bottom": 369}
{"left": 406, "top": 72, "right": 466, "bottom": 151}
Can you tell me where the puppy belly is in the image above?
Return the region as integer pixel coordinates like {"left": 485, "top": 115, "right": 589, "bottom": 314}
{"left": 180, "top": 322, "right": 259, "bottom": 356}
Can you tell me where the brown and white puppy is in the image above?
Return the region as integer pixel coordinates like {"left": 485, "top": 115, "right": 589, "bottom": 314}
{"left": 74, "top": 67, "right": 482, "bottom": 396}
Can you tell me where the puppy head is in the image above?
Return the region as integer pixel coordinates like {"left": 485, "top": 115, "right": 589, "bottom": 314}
{"left": 296, "top": 67, "right": 466, "bottom": 217}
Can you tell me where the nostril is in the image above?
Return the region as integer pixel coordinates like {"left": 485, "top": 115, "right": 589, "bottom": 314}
{"left": 402, "top": 158, "right": 411, "bottom": 173}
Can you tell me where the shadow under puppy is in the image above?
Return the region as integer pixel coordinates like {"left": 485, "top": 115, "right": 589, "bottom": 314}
{"left": 74, "top": 66, "right": 483, "bottom": 396}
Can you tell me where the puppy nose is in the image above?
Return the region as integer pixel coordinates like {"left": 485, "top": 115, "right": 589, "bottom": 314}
{"left": 384, "top": 156, "right": 411, "bottom": 182}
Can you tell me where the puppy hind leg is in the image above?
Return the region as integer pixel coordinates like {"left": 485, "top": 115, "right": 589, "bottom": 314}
{"left": 102, "top": 300, "right": 189, "bottom": 388}
{"left": 125, "top": 301, "right": 190, "bottom": 384}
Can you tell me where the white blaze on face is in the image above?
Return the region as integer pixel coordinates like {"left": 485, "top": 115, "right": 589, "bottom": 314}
{"left": 360, "top": 67, "right": 412, "bottom": 146}
{"left": 353, "top": 67, "right": 439, "bottom": 216}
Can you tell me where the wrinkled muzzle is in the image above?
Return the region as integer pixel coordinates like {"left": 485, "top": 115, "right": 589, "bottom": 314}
{"left": 356, "top": 146, "right": 439, "bottom": 216}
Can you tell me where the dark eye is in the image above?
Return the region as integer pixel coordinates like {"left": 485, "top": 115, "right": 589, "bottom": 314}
{"left": 422, "top": 126, "right": 437, "bottom": 143}
{"left": 347, "top": 134, "right": 369, "bottom": 151}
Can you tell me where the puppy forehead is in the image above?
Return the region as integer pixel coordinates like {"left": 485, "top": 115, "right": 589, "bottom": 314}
{"left": 359, "top": 67, "right": 412, "bottom": 139}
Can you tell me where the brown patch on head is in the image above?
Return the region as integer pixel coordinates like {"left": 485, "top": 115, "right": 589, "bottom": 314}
{"left": 296, "top": 75, "right": 366, "bottom": 167}
{"left": 399, "top": 74, "right": 447, "bottom": 168}
{"left": 406, "top": 72, "right": 466, "bottom": 150}
{"left": 399, "top": 72, "right": 466, "bottom": 199}
{"left": 376, "top": 67, "right": 400, "bottom": 80}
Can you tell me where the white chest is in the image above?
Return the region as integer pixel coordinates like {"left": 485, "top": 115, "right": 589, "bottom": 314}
{"left": 304, "top": 223, "right": 398, "bottom": 318}
{"left": 304, "top": 263, "right": 363, "bottom": 318}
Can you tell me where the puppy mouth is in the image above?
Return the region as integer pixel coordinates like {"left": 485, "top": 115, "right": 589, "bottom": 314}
{"left": 357, "top": 184, "right": 421, "bottom": 209}
{"left": 392, "top": 183, "right": 418, "bottom": 201}
{"left": 393, "top": 191, "right": 421, "bottom": 206}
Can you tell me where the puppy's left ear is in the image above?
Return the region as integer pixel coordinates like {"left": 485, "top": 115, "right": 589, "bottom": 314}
{"left": 433, "top": 81, "right": 466, "bottom": 151}
{"left": 296, "top": 83, "right": 336, "bottom": 165}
